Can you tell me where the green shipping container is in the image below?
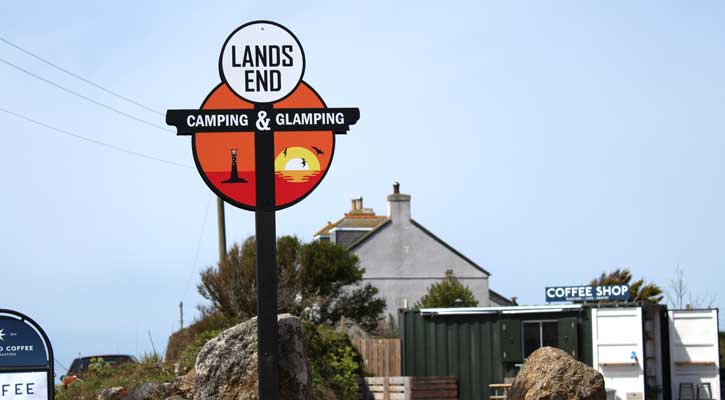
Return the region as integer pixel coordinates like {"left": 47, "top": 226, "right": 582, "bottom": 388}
{"left": 399, "top": 306, "right": 589, "bottom": 400}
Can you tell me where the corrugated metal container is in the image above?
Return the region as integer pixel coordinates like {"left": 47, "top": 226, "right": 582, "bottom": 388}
{"left": 399, "top": 304, "right": 723, "bottom": 400}
{"left": 399, "top": 306, "right": 587, "bottom": 400}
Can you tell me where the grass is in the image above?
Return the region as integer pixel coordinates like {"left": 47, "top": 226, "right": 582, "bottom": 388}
{"left": 55, "top": 353, "right": 175, "bottom": 400}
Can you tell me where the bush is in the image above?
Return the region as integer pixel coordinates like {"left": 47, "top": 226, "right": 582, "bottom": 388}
{"left": 590, "top": 268, "right": 663, "bottom": 303}
{"left": 197, "top": 237, "right": 386, "bottom": 329}
{"left": 303, "top": 321, "right": 364, "bottom": 400}
{"left": 415, "top": 271, "right": 479, "bottom": 308}
{"left": 56, "top": 353, "right": 174, "bottom": 400}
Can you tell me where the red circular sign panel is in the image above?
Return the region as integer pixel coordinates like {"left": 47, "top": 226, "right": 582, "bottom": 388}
{"left": 192, "top": 82, "right": 334, "bottom": 211}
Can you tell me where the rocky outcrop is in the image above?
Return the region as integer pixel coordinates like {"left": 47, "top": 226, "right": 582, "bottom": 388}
{"left": 173, "top": 368, "right": 195, "bottom": 398}
{"left": 337, "top": 321, "right": 372, "bottom": 341}
{"left": 509, "top": 347, "right": 606, "bottom": 400}
{"left": 126, "top": 382, "right": 169, "bottom": 400}
{"left": 96, "top": 387, "right": 128, "bottom": 400}
{"left": 194, "top": 314, "right": 312, "bottom": 400}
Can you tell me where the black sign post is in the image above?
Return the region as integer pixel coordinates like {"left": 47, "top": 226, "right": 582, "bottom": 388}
{"left": 167, "top": 21, "right": 359, "bottom": 399}
{"left": 0, "top": 309, "right": 55, "bottom": 400}
{"left": 254, "top": 102, "right": 279, "bottom": 398}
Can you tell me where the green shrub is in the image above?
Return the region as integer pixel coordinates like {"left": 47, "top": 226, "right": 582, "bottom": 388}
{"left": 197, "top": 237, "right": 385, "bottom": 329}
{"left": 304, "top": 321, "right": 364, "bottom": 400}
{"left": 415, "top": 271, "right": 479, "bottom": 308}
{"left": 324, "top": 345, "right": 362, "bottom": 399}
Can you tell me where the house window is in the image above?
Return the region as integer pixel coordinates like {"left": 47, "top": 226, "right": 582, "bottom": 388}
{"left": 523, "top": 321, "right": 558, "bottom": 358}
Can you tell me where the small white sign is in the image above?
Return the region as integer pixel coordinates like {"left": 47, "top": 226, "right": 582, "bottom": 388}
{"left": 0, "top": 371, "right": 48, "bottom": 399}
{"left": 220, "top": 21, "right": 305, "bottom": 104}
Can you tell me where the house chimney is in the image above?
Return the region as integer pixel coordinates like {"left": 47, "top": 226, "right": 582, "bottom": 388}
{"left": 351, "top": 199, "right": 357, "bottom": 211}
{"left": 357, "top": 197, "right": 363, "bottom": 210}
{"left": 387, "top": 182, "right": 411, "bottom": 222}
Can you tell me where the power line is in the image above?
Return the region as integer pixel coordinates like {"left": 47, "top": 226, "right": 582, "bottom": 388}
{"left": 54, "top": 358, "right": 69, "bottom": 372}
{"left": 183, "top": 194, "right": 213, "bottom": 297}
{"left": 0, "top": 106, "right": 193, "bottom": 169}
{"left": 0, "top": 57, "right": 172, "bottom": 133}
{"left": 0, "top": 36, "right": 164, "bottom": 116}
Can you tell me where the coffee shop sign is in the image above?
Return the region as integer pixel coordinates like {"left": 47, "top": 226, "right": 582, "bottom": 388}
{"left": 545, "top": 285, "right": 630, "bottom": 302}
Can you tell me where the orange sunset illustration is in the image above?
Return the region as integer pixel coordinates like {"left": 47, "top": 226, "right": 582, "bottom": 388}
{"left": 275, "top": 146, "right": 322, "bottom": 183}
{"left": 192, "top": 81, "right": 334, "bottom": 210}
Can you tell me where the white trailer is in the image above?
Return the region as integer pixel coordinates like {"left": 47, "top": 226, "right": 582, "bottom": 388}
{"left": 591, "top": 307, "right": 649, "bottom": 400}
{"left": 667, "top": 309, "right": 720, "bottom": 400}
{"left": 591, "top": 306, "right": 720, "bottom": 400}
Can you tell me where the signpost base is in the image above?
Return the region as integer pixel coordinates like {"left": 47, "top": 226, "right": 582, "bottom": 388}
{"left": 255, "top": 101, "right": 279, "bottom": 399}
{"left": 256, "top": 209, "right": 279, "bottom": 400}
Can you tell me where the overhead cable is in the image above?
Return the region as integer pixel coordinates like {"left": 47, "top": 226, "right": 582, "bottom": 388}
{"left": 0, "top": 106, "right": 192, "bottom": 169}
{"left": 0, "top": 57, "right": 172, "bottom": 133}
{"left": 0, "top": 36, "right": 164, "bottom": 116}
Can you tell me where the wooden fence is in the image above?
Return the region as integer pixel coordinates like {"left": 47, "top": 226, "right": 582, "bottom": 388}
{"left": 353, "top": 338, "right": 401, "bottom": 377}
{"left": 358, "top": 376, "right": 458, "bottom": 400}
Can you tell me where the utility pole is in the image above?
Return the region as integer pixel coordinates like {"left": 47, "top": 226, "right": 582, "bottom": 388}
{"left": 179, "top": 301, "right": 184, "bottom": 330}
{"left": 217, "top": 197, "right": 227, "bottom": 262}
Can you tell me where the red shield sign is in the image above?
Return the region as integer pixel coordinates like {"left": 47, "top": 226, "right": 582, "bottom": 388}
{"left": 192, "top": 81, "right": 334, "bottom": 210}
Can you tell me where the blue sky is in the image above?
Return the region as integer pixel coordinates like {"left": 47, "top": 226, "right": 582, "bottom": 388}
{"left": 1, "top": 1, "right": 723, "bottom": 376}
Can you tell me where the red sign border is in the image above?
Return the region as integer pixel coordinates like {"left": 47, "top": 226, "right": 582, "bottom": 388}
{"left": 190, "top": 81, "right": 337, "bottom": 212}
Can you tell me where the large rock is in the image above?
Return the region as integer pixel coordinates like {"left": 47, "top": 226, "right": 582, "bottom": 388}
{"left": 194, "top": 314, "right": 312, "bottom": 400}
{"left": 337, "top": 320, "right": 372, "bottom": 342}
{"left": 173, "top": 368, "right": 195, "bottom": 398}
{"left": 96, "top": 387, "right": 128, "bottom": 400}
{"left": 127, "top": 382, "right": 169, "bottom": 400}
{"left": 509, "top": 347, "right": 605, "bottom": 400}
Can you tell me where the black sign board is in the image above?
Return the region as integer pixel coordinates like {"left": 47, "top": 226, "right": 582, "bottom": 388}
{"left": 545, "top": 285, "right": 630, "bottom": 302}
{"left": 0, "top": 310, "right": 54, "bottom": 399}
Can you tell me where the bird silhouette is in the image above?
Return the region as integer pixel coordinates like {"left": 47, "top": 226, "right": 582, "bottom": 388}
{"left": 312, "top": 146, "right": 324, "bottom": 155}
{"left": 283, "top": 148, "right": 288, "bottom": 157}
{"left": 301, "top": 158, "right": 307, "bottom": 167}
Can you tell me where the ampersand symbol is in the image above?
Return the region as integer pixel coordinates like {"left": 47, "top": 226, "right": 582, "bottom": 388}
{"left": 256, "top": 110, "right": 271, "bottom": 131}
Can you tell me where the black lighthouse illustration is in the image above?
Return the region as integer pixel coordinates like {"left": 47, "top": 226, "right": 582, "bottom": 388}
{"left": 222, "top": 149, "right": 247, "bottom": 183}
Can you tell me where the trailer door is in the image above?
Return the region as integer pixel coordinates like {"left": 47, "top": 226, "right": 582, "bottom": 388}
{"left": 559, "top": 317, "right": 579, "bottom": 359}
{"left": 591, "top": 307, "right": 645, "bottom": 400}
{"left": 668, "top": 309, "right": 720, "bottom": 400}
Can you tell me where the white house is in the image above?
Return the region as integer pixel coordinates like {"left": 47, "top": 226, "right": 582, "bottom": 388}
{"left": 314, "top": 183, "right": 514, "bottom": 321}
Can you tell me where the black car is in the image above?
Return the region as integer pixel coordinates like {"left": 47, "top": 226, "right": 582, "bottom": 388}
{"left": 61, "top": 354, "right": 136, "bottom": 386}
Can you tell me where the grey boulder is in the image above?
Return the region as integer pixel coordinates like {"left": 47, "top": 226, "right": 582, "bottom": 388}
{"left": 194, "top": 314, "right": 312, "bottom": 400}
{"left": 127, "top": 382, "right": 168, "bottom": 400}
{"left": 96, "top": 387, "right": 128, "bottom": 400}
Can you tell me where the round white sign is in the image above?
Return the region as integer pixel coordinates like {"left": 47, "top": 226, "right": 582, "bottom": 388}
{"left": 220, "top": 21, "right": 305, "bottom": 104}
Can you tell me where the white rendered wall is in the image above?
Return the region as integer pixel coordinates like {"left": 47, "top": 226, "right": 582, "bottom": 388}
{"left": 354, "top": 217, "right": 489, "bottom": 320}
